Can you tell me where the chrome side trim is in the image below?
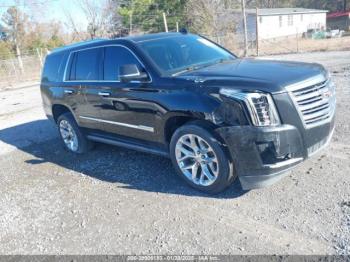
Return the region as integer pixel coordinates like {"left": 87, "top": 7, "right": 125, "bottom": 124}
{"left": 120, "top": 73, "right": 141, "bottom": 77}
{"left": 263, "top": 157, "right": 303, "bottom": 169}
{"left": 97, "top": 92, "right": 111, "bottom": 96}
{"left": 63, "top": 44, "right": 152, "bottom": 83}
{"left": 79, "top": 116, "right": 154, "bottom": 132}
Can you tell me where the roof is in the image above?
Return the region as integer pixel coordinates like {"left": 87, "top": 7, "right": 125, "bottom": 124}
{"left": 327, "top": 10, "right": 350, "bottom": 18}
{"left": 51, "top": 38, "right": 108, "bottom": 53}
{"left": 127, "top": 32, "right": 183, "bottom": 42}
{"left": 50, "top": 32, "right": 187, "bottom": 55}
{"left": 246, "top": 8, "right": 328, "bottom": 16}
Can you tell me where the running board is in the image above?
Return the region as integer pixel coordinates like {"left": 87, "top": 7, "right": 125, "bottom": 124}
{"left": 87, "top": 135, "right": 169, "bottom": 158}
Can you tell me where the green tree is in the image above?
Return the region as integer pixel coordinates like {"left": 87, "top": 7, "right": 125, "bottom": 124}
{"left": 185, "top": 0, "right": 239, "bottom": 35}
{"left": 46, "top": 35, "right": 65, "bottom": 49}
{"left": 0, "top": 41, "right": 13, "bottom": 59}
{"left": 246, "top": 0, "right": 295, "bottom": 8}
{"left": 1, "top": 6, "right": 28, "bottom": 72}
{"left": 1, "top": 6, "right": 27, "bottom": 49}
{"left": 294, "top": 0, "right": 350, "bottom": 12}
{"left": 118, "top": 0, "right": 187, "bottom": 33}
{"left": 245, "top": 0, "right": 350, "bottom": 11}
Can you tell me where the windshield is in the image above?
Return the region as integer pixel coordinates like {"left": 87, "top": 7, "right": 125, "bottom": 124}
{"left": 137, "top": 35, "right": 236, "bottom": 76}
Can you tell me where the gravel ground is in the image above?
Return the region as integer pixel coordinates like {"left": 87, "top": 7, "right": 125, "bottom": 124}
{"left": 0, "top": 51, "right": 349, "bottom": 255}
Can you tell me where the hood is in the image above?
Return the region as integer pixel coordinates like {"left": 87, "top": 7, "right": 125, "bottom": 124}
{"left": 177, "top": 58, "right": 327, "bottom": 94}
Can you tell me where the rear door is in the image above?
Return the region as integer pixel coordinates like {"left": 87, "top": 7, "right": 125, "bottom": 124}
{"left": 67, "top": 47, "right": 105, "bottom": 131}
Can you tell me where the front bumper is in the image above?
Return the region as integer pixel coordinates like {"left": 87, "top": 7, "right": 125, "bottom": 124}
{"left": 216, "top": 115, "right": 335, "bottom": 190}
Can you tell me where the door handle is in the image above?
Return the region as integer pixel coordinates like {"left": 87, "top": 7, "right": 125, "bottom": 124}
{"left": 98, "top": 92, "right": 111, "bottom": 97}
{"left": 64, "top": 89, "right": 74, "bottom": 95}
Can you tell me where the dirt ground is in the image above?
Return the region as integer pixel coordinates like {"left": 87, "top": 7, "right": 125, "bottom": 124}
{"left": 258, "top": 35, "right": 350, "bottom": 56}
{"left": 0, "top": 51, "right": 349, "bottom": 255}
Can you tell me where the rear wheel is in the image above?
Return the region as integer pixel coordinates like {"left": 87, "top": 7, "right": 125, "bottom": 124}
{"left": 170, "top": 123, "right": 235, "bottom": 194}
{"left": 57, "top": 113, "right": 93, "bottom": 154}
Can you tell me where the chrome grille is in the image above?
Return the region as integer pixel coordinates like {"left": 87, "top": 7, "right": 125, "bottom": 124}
{"left": 287, "top": 76, "right": 336, "bottom": 128}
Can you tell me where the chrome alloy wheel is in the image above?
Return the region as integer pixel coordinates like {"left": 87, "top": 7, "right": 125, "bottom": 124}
{"left": 59, "top": 119, "right": 79, "bottom": 152}
{"left": 175, "top": 134, "right": 219, "bottom": 186}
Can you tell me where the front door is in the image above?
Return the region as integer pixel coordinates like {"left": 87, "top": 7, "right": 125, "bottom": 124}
{"left": 98, "top": 46, "right": 161, "bottom": 142}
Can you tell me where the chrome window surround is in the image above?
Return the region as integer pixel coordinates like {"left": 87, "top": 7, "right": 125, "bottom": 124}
{"left": 62, "top": 44, "right": 153, "bottom": 83}
{"left": 285, "top": 74, "right": 336, "bottom": 129}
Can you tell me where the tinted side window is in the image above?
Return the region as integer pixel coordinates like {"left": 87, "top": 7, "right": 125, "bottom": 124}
{"left": 73, "top": 48, "right": 102, "bottom": 81}
{"left": 104, "top": 46, "right": 142, "bottom": 81}
{"left": 42, "top": 52, "right": 64, "bottom": 82}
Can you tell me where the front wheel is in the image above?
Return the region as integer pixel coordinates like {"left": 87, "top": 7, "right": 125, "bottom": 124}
{"left": 170, "top": 123, "right": 236, "bottom": 194}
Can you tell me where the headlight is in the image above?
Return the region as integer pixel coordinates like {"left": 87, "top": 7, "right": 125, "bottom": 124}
{"left": 327, "top": 72, "right": 336, "bottom": 95}
{"left": 220, "top": 89, "right": 281, "bottom": 127}
{"left": 327, "top": 70, "right": 332, "bottom": 80}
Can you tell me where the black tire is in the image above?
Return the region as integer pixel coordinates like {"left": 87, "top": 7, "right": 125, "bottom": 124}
{"left": 170, "top": 123, "right": 236, "bottom": 194}
{"left": 57, "top": 112, "right": 93, "bottom": 154}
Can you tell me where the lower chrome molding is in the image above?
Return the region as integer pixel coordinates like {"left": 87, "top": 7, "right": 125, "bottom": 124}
{"left": 79, "top": 116, "right": 154, "bottom": 132}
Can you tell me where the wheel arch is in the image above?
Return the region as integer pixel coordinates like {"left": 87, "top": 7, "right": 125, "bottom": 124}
{"left": 52, "top": 104, "right": 73, "bottom": 123}
{"left": 163, "top": 115, "right": 222, "bottom": 144}
{"left": 163, "top": 115, "right": 195, "bottom": 144}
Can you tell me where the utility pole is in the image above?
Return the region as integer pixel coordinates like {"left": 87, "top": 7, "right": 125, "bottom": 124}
{"left": 296, "top": 28, "right": 299, "bottom": 53}
{"left": 129, "top": 13, "right": 133, "bottom": 35}
{"left": 163, "top": 12, "right": 168, "bottom": 32}
{"left": 36, "top": 48, "right": 43, "bottom": 67}
{"left": 241, "top": 0, "right": 248, "bottom": 57}
{"left": 256, "top": 7, "right": 259, "bottom": 56}
{"left": 15, "top": 44, "right": 24, "bottom": 74}
{"left": 129, "top": 0, "right": 134, "bottom": 36}
{"left": 14, "top": 8, "right": 24, "bottom": 74}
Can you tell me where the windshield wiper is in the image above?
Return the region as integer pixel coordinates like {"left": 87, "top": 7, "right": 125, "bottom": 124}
{"left": 172, "top": 58, "right": 234, "bottom": 77}
{"left": 171, "top": 64, "right": 205, "bottom": 76}
{"left": 212, "top": 58, "right": 234, "bottom": 65}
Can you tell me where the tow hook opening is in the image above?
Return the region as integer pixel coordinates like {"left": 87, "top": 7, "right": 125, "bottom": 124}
{"left": 256, "top": 141, "right": 293, "bottom": 165}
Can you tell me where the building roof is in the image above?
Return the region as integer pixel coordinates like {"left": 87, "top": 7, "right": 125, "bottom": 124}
{"left": 246, "top": 8, "right": 328, "bottom": 16}
{"left": 327, "top": 10, "right": 350, "bottom": 18}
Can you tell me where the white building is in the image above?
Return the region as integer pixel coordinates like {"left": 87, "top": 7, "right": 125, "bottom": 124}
{"left": 237, "top": 8, "right": 328, "bottom": 40}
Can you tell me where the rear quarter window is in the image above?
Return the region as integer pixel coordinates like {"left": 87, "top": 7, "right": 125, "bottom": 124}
{"left": 41, "top": 52, "right": 65, "bottom": 83}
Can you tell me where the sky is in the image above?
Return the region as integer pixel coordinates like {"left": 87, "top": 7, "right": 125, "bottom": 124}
{"left": 0, "top": 0, "right": 89, "bottom": 30}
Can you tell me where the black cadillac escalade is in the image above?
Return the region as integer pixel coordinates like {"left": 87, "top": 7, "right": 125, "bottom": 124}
{"left": 40, "top": 32, "right": 336, "bottom": 193}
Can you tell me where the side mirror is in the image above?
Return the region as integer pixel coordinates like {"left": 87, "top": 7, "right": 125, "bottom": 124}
{"left": 119, "top": 64, "right": 148, "bottom": 83}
